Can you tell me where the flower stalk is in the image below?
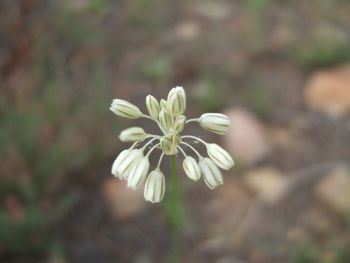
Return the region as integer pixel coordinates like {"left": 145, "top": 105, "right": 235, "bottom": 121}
{"left": 164, "top": 155, "right": 185, "bottom": 262}
{"left": 110, "top": 86, "right": 235, "bottom": 261}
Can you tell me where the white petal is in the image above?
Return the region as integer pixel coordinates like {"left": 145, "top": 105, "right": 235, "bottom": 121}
{"left": 111, "top": 149, "right": 129, "bottom": 176}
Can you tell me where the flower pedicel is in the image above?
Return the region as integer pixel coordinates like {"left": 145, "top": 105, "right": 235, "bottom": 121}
{"left": 110, "top": 86, "right": 234, "bottom": 203}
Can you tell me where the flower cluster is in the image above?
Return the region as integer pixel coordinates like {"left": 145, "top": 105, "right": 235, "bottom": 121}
{"left": 110, "top": 87, "right": 234, "bottom": 203}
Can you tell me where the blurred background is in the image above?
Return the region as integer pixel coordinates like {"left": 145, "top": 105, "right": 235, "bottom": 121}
{"left": 1, "top": 0, "right": 350, "bottom": 262}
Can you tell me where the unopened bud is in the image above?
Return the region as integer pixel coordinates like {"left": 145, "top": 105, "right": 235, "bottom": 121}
{"left": 175, "top": 115, "right": 186, "bottom": 132}
{"left": 111, "top": 149, "right": 129, "bottom": 176}
{"left": 110, "top": 99, "right": 143, "bottom": 119}
{"left": 116, "top": 149, "right": 143, "bottom": 180}
{"left": 183, "top": 156, "right": 201, "bottom": 181}
{"left": 146, "top": 95, "right": 160, "bottom": 119}
{"left": 119, "top": 127, "right": 147, "bottom": 142}
{"left": 167, "top": 86, "right": 186, "bottom": 115}
{"left": 199, "top": 158, "right": 223, "bottom": 189}
{"left": 207, "top": 143, "right": 234, "bottom": 170}
{"left": 144, "top": 170, "right": 165, "bottom": 203}
{"left": 159, "top": 108, "right": 174, "bottom": 132}
{"left": 199, "top": 113, "right": 230, "bottom": 135}
{"left": 160, "top": 99, "right": 168, "bottom": 110}
{"left": 127, "top": 157, "right": 150, "bottom": 189}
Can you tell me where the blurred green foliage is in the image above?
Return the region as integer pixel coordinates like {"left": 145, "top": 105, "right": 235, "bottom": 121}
{"left": 289, "top": 217, "right": 350, "bottom": 263}
{"left": 291, "top": 41, "right": 350, "bottom": 68}
{"left": 140, "top": 54, "right": 173, "bottom": 83}
{"left": 89, "top": 0, "right": 111, "bottom": 15}
{"left": 242, "top": 86, "right": 272, "bottom": 117}
{"left": 0, "top": 0, "right": 113, "bottom": 258}
{"left": 195, "top": 67, "right": 233, "bottom": 112}
{"left": 0, "top": 83, "right": 78, "bottom": 256}
{"left": 0, "top": 72, "right": 111, "bottom": 258}
{"left": 247, "top": 0, "right": 274, "bottom": 11}
{"left": 291, "top": 240, "right": 350, "bottom": 263}
{"left": 194, "top": 80, "right": 222, "bottom": 112}
{"left": 127, "top": 0, "right": 156, "bottom": 27}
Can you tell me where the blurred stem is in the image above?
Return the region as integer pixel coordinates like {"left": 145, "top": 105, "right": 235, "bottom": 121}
{"left": 165, "top": 155, "right": 186, "bottom": 263}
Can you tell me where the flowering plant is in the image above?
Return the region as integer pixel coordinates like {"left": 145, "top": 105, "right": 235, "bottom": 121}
{"left": 110, "top": 86, "right": 234, "bottom": 203}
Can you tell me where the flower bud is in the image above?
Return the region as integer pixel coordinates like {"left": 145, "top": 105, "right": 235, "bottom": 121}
{"left": 167, "top": 86, "right": 186, "bottom": 115}
{"left": 144, "top": 170, "right": 165, "bottom": 203}
{"left": 146, "top": 95, "right": 160, "bottom": 119}
{"left": 199, "top": 158, "right": 223, "bottom": 189}
{"left": 116, "top": 149, "right": 143, "bottom": 180}
{"left": 127, "top": 157, "right": 150, "bottom": 189}
{"left": 160, "top": 134, "right": 180, "bottom": 155}
{"left": 198, "top": 113, "right": 230, "bottom": 135}
{"left": 175, "top": 115, "right": 186, "bottom": 132}
{"left": 111, "top": 149, "right": 129, "bottom": 176}
{"left": 183, "top": 156, "right": 201, "bottom": 181}
{"left": 159, "top": 108, "right": 174, "bottom": 131}
{"left": 207, "top": 143, "right": 234, "bottom": 170}
{"left": 119, "top": 127, "right": 147, "bottom": 142}
{"left": 110, "top": 99, "right": 143, "bottom": 119}
{"left": 160, "top": 99, "right": 168, "bottom": 110}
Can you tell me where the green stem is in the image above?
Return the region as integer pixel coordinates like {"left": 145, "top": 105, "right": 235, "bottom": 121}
{"left": 170, "top": 156, "right": 178, "bottom": 195}
{"left": 166, "top": 155, "right": 185, "bottom": 262}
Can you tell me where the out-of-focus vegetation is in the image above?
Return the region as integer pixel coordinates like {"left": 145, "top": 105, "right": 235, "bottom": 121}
{"left": 0, "top": 0, "right": 114, "bottom": 258}
{"left": 290, "top": 218, "right": 350, "bottom": 263}
{"left": 0, "top": 82, "right": 75, "bottom": 256}
{"left": 0, "top": 60, "right": 111, "bottom": 258}
{"left": 291, "top": 36, "right": 350, "bottom": 68}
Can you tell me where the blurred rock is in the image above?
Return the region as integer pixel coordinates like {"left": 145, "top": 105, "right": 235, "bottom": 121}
{"left": 249, "top": 249, "right": 266, "bottom": 263}
{"left": 101, "top": 177, "right": 146, "bottom": 220}
{"left": 286, "top": 227, "right": 303, "bottom": 241}
{"left": 174, "top": 21, "right": 201, "bottom": 41}
{"left": 315, "top": 166, "right": 350, "bottom": 214}
{"left": 133, "top": 253, "right": 153, "bottom": 263}
{"left": 223, "top": 108, "right": 271, "bottom": 165}
{"left": 216, "top": 257, "right": 245, "bottom": 263}
{"left": 208, "top": 179, "right": 251, "bottom": 228}
{"left": 304, "top": 65, "right": 350, "bottom": 116}
{"left": 229, "top": 52, "right": 249, "bottom": 75}
{"left": 243, "top": 167, "right": 285, "bottom": 204}
{"left": 193, "top": 1, "right": 232, "bottom": 20}
{"left": 270, "top": 22, "right": 296, "bottom": 50}
{"left": 194, "top": 237, "right": 225, "bottom": 258}
{"left": 269, "top": 125, "right": 311, "bottom": 154}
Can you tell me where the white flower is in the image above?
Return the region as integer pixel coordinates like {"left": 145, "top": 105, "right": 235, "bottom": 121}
{"left": 110, "top": 99, "right": 143, "bottom": 119}
{"left": 183, "top": 156, "right": 201, "bottom": 181}
{"left": 167, "top": 86, "right": 186, "bottom": 115}
{"left": 116, "top": 149, "right": 143, "bottom": 180}
{"left": 198, "top": 113, "right": 230, "bottom": 134}
{"left": 174, "top": 115, "right": 186, "bottom": 132}
{"left": 127, "top": 157, "right": 150, "bottom": 189}
{"left": 144, "top": 170, "right": 166, "bottom": 203}
{"left": 110, "top": 86, "right": 234, "bottom": 203}
{"left": 146, "top": 95, "right": 160, "bottom": 119}
{"left": 119, "top": 127, "right": 148, "bottom": 142}
{"left": 159, "top": 108, "right": 174, "bottom": 132}
{"left": 160, "top": 99, "right": 169, "bottom": 110}
{"left": 206, "top": 143, "right": 234, "bottom": 170}
{"left": 199, "top": 158, "right": 223, "bottom": 189}
{"left": 111, "top": 149, "right": 129, "bottom": 176}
